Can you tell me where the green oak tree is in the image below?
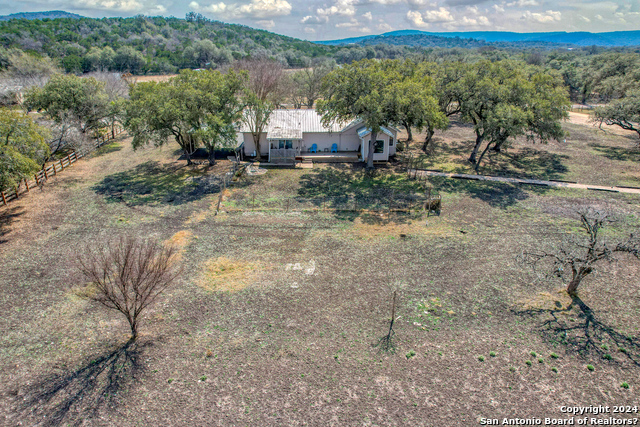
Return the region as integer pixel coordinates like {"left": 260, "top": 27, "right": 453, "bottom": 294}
{"left": 386, "top": 61, "right": 447, "bottom": 150}
{"left": 24, "top": 74, "right": 109, "bottom": 134}
{"left": 317, "top": 59, "right": 394, "bottom": 169}
{"left": 125, "top": 69, "right": 245, "bottom": 165}
{"left": 0, "top": 108, "right": 50, "bottom": 191}
{"left": 456, "top": 60, "right": 569, "bottom": 170}
{"left": 593, "top": 90, "right": 640, "bottom": 143}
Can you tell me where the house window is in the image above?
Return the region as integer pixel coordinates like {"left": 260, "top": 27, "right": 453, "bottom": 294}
{"left": 374, "top": 140, "right": 385, "bottom": 153}
{"left": 389, "top": 138, "right": 394, "bottom": 147}
{"left": 279, "top": 140, "right": 293, "bottom": 149}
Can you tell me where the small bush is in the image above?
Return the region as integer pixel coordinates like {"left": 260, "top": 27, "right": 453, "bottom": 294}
{"left": 621, "top": 382, "right": 629, "bottom": 389}
{"left": 618, "top": 347, "right": 627, "bottom": 353}
{"left": 538, "top": 358, "right": 544, "bottom": 364}
{"left": 601, "top": 344, "right": 609, "bottom": 351}
{"left": 200, "top": 375, "right": 207, "bottom": 381}
{"left": 587, "top": 365, "right": 595, "bottom": 371}
{"left": 550, "top": 352, "right": 559, "bottom": 359}
{"left": 406, "top": 350, "right": 416, "bottom": 359}
{"left": 489, "top": 351, "right": 496, "bottom": 357}
{"left": 530, "top": 351, "right": 537, "bottom": 357}
{"left": 478, "top": 355, "right": 485, "bottom": 362}
{"left": 551, "top": 367, "right": 558, "bottom": 373}
{"left": 603, "top": 354, "right": 612, "bottom": 361}
{"left": 525, "top": 360, "right": 532, "bottom": 366}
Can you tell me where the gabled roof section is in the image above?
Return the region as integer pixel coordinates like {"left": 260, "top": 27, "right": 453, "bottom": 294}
{"left": 357, "top": 126, "right": 396, "bottom": 138}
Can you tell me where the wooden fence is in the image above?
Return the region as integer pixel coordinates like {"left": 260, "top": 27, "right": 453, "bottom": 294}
{"left": 1, "top": 126, "right": 126, "bottom": 207}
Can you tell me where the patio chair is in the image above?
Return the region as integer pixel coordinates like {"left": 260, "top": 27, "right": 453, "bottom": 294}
{"left": 331, "top": 143, "right": 338, "bottom": 153}
{"left": 310, "top": 143, "right": 318, "bottom": 153}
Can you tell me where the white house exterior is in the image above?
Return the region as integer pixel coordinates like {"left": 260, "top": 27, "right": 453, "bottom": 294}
{"left": 238, "top": 109, "right": 398, "bottom": 164}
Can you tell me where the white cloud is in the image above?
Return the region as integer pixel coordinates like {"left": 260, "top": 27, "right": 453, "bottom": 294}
{"left": 335, "top": 18, "right": 360, "bottom": 27}
{"left": 301, "top": 14, "right": 328, "bottom": 24}
{"left": 460, "top": 15, "right": 491, "bottom": 26}
{"left": 304, "top": 27, "right": 316, "bottom": 33}
{"left": 493, "top": 4, "right": 505, "bottom": 12}
{"left": 506, "top": 0, "right": 539, "bottom": 7}
{"left": 257, "top": 19, "right": 275, "bottom": 28}
{"left": 377, "top": 22, "right": 393, "bottom": 31}
{"left": 522, "top": 9, "right": 561, "bottom": 23}
{"left": 317, "top": 0, "right": 357, "bottom": 17}
{"left": 73, "top": 0, "right": 144, "bottom": 12}
{"left": 407, "top": 7, "right": 454, "bottom": 27}
{"left": 194, "top": 0, "right": 292, "bottom": 18}
{"left": 335, "top": 17, "right": 370, "bottom": 32}
{"left": 406, "top": 0, "right": 435, "bottom": 8}
{"left": 579, "top": 15, "right": 591, "bottom": 23}
{"left": 362, "top": 11, "right": 372, "bottom": 20}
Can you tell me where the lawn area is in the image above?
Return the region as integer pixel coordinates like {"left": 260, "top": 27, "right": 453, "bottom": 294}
{"left": 405, "top": 115, "right": 640, "bottom": 188}
{"left": 0, "top": 122, "right": 639, "bottom": 426}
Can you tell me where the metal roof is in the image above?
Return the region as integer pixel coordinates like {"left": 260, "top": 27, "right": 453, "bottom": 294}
{"left": 267, "top": 127, "right": 303, "bottom": 140}
{"left": 357, "top": 126, "right": 396, "bottom": 138}
{"left": 239, "top": 109, "right": 356, "bottom": 134}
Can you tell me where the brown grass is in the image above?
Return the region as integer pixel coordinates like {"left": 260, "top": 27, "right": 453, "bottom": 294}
{"left": 516, "top": 288, "right": 574, "bottom": 311}
{"left": 197, "top": 257, "right": 260, "bottom": 293}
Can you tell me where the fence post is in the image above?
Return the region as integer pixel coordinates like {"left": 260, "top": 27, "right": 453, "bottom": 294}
{"left": 14, "top": 186, "right": 19, "bottom": 199}
{"left": 52, "top": 163, "right": 57, "bottom": 175}
{"left": 35, "top": 173, "right": 39, "bottom": 186}
{"left": 24, "top": 178, "right": 29, "bottom": 192}
{"left": 59, "top": 159, "right": 64, "bottom": 170}
{"left": 1, "top": 191, "right": 6, "bottom": 205}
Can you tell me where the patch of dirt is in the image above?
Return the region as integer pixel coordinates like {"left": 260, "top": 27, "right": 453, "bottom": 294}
{"left": 516, "top": 288, "right": 574, "bottom": 312}
{"left": 567, "top": 112, "right": 637, "bottom": 137}
{"left": 345, "top": 214, "right": 453, "bottom": 240}
{"left": 197, "top": 257, "right": 260, "bottom": 292}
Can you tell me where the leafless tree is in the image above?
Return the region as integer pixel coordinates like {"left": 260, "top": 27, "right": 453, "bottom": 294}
{"left": 77, "top": 236, "right": 180, "bottom": 340}
{"left": 375, "top": 290, "right": 398, "bottom": 353}
{"left": 233, "top": 57, "right": 285, "bottom": 103}
{"left": 87, "top": 71, "right": 129, "bottom": 138}
{"left": 520, "top": 209, "right": 640, "bottom": 296}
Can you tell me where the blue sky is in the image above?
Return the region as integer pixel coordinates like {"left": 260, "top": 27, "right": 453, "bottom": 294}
{"left": 4, "top": 0, "right": 640, "bottom": 40}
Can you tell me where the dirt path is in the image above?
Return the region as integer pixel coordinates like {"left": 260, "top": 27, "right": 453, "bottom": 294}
{"left": 567, "top": 111, "right": 638, "bottom": 138}
{"left": 410, "top": 168, "right": 640, "bottom": 195}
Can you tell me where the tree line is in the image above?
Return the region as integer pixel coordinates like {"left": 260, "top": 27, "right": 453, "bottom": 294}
{"left": 5, "top": 51, "right": 640, "bottom": 190}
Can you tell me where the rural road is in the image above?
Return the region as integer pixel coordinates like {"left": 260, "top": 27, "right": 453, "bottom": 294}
{"left": 409, "top": 169, "right": 640, "bottom": 195}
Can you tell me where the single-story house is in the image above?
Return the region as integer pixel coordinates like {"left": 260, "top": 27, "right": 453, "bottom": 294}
{"left": 237, "top": 109, "right": 398, "bottom": 164}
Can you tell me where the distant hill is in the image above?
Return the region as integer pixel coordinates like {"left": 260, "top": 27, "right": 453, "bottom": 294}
{"left": 0, "top": 11, "right": 84, "bottom": 21}
{"left": 318, "top": 30, "right": 640, "bottom": 47}
{"left": 355, "top": 33, "right": 569, "bottom": 49}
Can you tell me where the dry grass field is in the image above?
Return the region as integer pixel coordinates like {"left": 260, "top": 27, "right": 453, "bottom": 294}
{"left": 0, "top": 118, "right": 639, "bottom": 426}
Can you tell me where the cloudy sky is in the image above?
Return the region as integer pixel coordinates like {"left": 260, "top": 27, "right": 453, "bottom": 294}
{"left": 4, "top": 0, "right": 640, "bottom": 41}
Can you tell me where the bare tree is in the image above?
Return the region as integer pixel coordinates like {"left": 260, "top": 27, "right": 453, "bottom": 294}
{"left": 232, "top": 58, "right": 285, "bottom": 160}
{"left": 520, "top": 209, "right": 640, "bottom": 295}
{"left": 77, "top": 236, "right": 180, "bottom": 340}
{"left": 375, "top": 290, "right": 398, "bottom": 353}
{"left": 234, "top": 57, "right": 285, "bottom": 103}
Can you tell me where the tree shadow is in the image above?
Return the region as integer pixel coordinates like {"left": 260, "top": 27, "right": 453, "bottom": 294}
{"left": 14, "top": 339, "right": 147, "bottom": 426}
{"left": 413, "top": 137, "right": 570, "bottom": 181}
{"left": 0, "top": 206, "right": 24, "bottom": 245}
{"left": 514, "top": 295, "right": 640, "bottom": 367}
{"left": 93, "top": 161, "right": 225, "bottom": 206}
{"left": 94, "top": 142, "right": 123, "bottom": 157}
{"left": 426, "top": 176, "right": 549, "bottom": 209}
{"left": 590, "top": 143, "right": 640, "bottom": 162}
{"left": 297, "top": 165, "right": 428, "bottom": 223}
{"left": 489, "top": 148, "right": 570, "bottom": 181}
